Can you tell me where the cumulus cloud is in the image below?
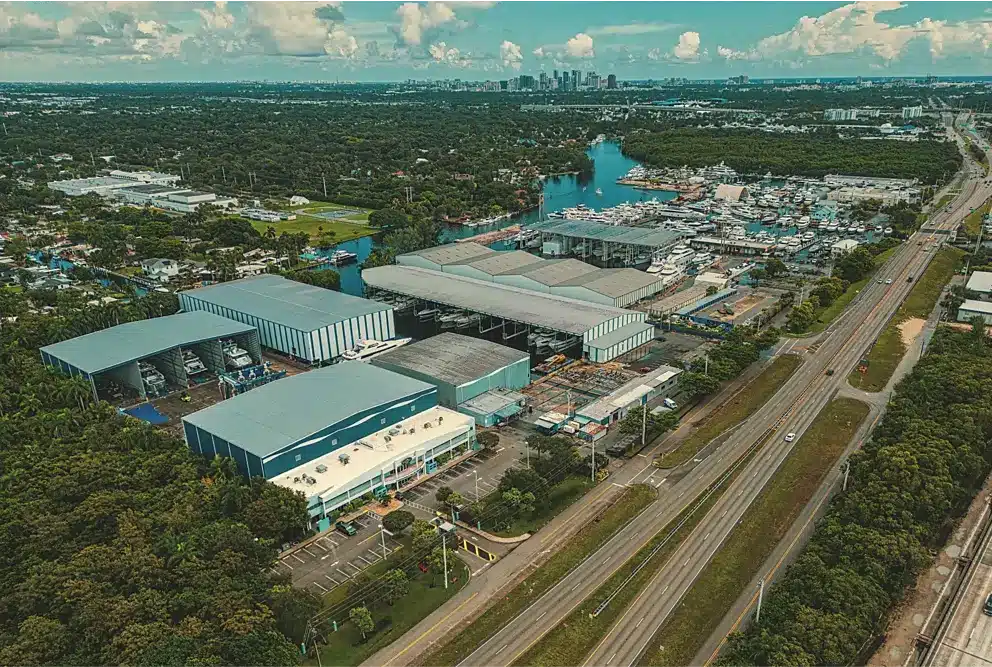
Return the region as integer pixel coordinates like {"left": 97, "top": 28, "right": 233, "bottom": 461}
{"left": 395, "top": 2, "right": 460, "bottom": 46}
{"left": 428, "top": 40, "right": 470, "bottom": 66}
{"left": 717, "top": 45, "right": 759, "bottom": 61}
{"left": 499, "top": 40, "right": 523, "bottom": 69}
{"left": 247, "top": 3, "right": 354, "bottom": 57}
{"left": 748, "top": 1, "right": 992, "bottom": 63}
{"left": 532, "top": 46, "right": 546, "bottom": 58}
{"left": 673, "top": 31, "right": 701, "bottom": 60}
{"left": 565, "top": 32, "right": 594, "bottom": 58}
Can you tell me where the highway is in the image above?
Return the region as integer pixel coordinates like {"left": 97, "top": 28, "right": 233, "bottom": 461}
{"left": 456, "top": 118, "right": 992, "bottom": 667}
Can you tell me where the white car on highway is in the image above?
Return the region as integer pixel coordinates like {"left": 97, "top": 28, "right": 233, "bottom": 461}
{"left": 784, "top": 432, "right": 796, "bottom": 442}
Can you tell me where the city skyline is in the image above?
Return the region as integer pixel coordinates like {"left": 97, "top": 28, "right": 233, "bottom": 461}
{"left": 0, "top": 2, "right": 989, "bottom": 82}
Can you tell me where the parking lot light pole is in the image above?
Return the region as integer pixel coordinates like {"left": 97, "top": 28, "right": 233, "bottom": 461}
{"left": 378, "top": 524, "right": 393, "bottom": 561}
{"left": 473, "top": 470, "right": 480, "bottom": 501}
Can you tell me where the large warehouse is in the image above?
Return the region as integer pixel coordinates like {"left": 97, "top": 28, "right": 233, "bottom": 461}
{"left": 40, "top": 311, "right": 260, "bottom": 401}
{"left": 362, "top": 265, "right": 651, "bottom": 362}
{"left": 179, "top": 274, "right": 395, "bottom": 363}
{"left": 372, "top": 333, "right": 530, "bottom": 426}
{"left": 182, "top": 362, "right": 476, "bottom": 525}
{"left": 397, "top": 243, "right": 666, "bottom": 308}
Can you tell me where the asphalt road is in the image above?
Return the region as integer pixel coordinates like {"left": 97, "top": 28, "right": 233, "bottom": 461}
{"left": 928, "top": 530, "right": 992, "bottom": 667}
{"left": 456, "top": 117, "right": 992, "bottom": 667}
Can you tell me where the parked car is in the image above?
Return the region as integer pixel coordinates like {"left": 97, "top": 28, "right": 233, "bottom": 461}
{"left": 335, "top": 521, "right": 357, "bottom": 537}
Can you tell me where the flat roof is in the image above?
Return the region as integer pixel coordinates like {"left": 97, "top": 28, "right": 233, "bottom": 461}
{"left": 180, "top": 274, "right": 391, "bottom": 332}
{"left": 559, "top": 268, "right": 662, "bottom": 297}
{"left": 41, "top": 310, "right": 256, "bottom": 374}
{"left": 578, "top": 365, "right": 683, "bottom": 421}
{"left": 459, "top": 388, "right": 527, "bottom": 415}
{"left": 182, "top": 362, "right": 435, "bottom": 459}
{"left": 959, "top": 299, "right": 992, "bottom": 315}
{"left": 585, "top": 321, "right": 655, "bottom": 351}
{"left": 363, "top": 265, "right": 638, "bottom": 336}
{"left": 466, "top": 250, "right": 545, "bottom": 276}
{"left": 966, "top": 271, "right": 992, "bottom": 293}
{"left": 403, "top": 242, "right": 497, "bottom": 266}
{"left": 371, "top": 333, "right": 529, "bottom": 387}
{"left": 124, "top": 184, "right": 187, "bottom": 195}
{"left": 529, "top": 219, "right": 684, "bottom": 248}
{"left": 508, "top": 258, "right": 599, "bottom": 285}
{"left": 270, "top": 406, "right": 474, "bottom": 499}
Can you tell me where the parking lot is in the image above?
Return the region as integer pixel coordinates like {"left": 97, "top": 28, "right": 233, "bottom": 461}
{"left": 277, "top": 513, "right": 406, "bottom": 598}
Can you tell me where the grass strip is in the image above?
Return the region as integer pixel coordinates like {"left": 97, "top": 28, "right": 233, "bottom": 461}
{"left": 657, "top": 354, "right": 802, "bottom": 470}
{"left": 640, "top": 397, "right": 870, "bottom": 667}
{"left": 248, "top": 217, "right": 374, "bottom": 242}
{"left": 799, "top": 246, "right": 900, "bottom": 336}
{"left": 513, "top": 440, "right": 768, "bottom": 667}
{"left": 849, "top": 246, "right": 965, "bottom": 391}
{"left": 314, "top": 558, "right": 470, "bottom": 667}
{"left": 417, "top": 484, "right": 656, "bottom": 667}
{"left": 964, "top": 198, "right": 991, "bottom": 236}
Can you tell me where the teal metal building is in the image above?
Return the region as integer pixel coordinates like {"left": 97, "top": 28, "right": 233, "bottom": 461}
{"left": 371, "top": 333, "right": 530, "bottom": 426}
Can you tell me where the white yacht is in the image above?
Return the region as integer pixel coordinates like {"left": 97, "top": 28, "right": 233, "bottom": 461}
{"left": 341, "top": 337, "right": 413, "bottom": 362}
{"left": 796, "top": 216, "right": 810, "bottom": 230}
{"left": 664, "top": 244, "right": 696, "bottom": 268}
{"left": 656, "top": 263, "right": 685, "bottom": 286}
{"left": 884, "top": 226, "right": 894, "bottom": 235}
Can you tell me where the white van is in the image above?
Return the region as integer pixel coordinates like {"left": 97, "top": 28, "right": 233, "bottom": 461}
{"left": 663, "top": 398, "right": 678, "bottom": 410}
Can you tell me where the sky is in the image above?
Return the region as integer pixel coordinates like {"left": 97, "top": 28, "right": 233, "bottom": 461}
{"left": 0, "top": 1, "right": 990, "bottom": 82}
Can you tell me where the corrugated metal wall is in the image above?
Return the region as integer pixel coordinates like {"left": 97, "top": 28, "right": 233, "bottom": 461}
{"left": 453, "top": 357, "right": 531, "bottom": 405}
{"left": 585, "top": 325, "right": 655, "bottom": 363}
{"left": 179, "top": 293, "right": 394, "bottom": 363}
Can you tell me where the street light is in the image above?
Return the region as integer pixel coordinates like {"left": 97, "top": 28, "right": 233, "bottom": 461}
{"left": 378, "top": 524, "right": 393, "bottom": 561}
{"left": 473, "top": 470, "right": 480, "bottom": 501}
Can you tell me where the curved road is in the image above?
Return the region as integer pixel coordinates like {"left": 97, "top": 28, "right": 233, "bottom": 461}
{"left": 457, "top": 118, "right": 992, "bottom": 667}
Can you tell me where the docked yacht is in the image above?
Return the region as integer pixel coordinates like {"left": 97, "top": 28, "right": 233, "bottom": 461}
{"left": 657, "top": 264, "right": 685, "bottom": 286}
{"left": 796, "top": 216, "right": 810, "bottom": 230}
{"left": 341, "top": 337, "right": 413, "bottom": 362}
{"left": 329, "top": 249, "right": 358, "bottom": 265}
{"left": 663, "top": 243, "right": 696, "bottom": 268}
{"left": 884, "top": 226, "right": 894, "bottom": 235}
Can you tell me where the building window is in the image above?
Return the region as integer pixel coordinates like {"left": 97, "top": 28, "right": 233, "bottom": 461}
{"left": 295, "top": 454, "right": 302, "bottom": 462}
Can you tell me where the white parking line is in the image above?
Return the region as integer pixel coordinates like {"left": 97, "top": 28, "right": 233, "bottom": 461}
{"left": 367, "top": 549, "right": 383, "bottom": 561}
{"left": 292, "top": 554, "right": 306, "bottom": 564}
{"left": 303, "top": 547, "right": 318, "bottom": 558}
{"left": 357, "top": 555, "right": 373, "bottom": 565}
{"left": 324, "top": 574, "right": 338, "bottom": 585}
{"left": 313, "top": 582, "right": 328, "bottom": 593}
{"left": 347, "top": 562, "right": 362, "bottom": 573}
{"left": 279, "top": 560, "right": 294, "bottom": 571}
{"left": 313, "top": 542, "right": 328, "bottom": 552}
{"left": 320, "top": 537, "right": 338, "bottom": 547}
{"left": 336, "top": 568, "right": 351, "bottom": 579}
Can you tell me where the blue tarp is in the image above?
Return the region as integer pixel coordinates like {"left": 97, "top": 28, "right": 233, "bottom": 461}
{"left": 124, "top": 402, "right": 169, "bottom": 425}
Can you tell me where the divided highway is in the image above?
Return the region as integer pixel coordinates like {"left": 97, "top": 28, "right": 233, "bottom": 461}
{"left": 457, "top": 124, "right": 991, "bottom": 667}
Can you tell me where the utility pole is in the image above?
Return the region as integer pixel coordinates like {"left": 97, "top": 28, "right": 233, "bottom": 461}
{"left": 442, "top": 533, "right": 449, "bottom": 589}
{"left": 566, "top": 390, "right": 572, "bottom": 417}
{"left": 843, "top": 460, "right": 850, "bottom": 491}
{"left": 755, "top": 578, "right": 765, "bottom": 623}
{"left": 704, "top": 355, "right": 709, "bottom": 376}
{"left": 641, "top": 399, "right": 647, "bottom": 447}
{"left": 222, "top": 166, "right": 227, "bottom": 184}
{"left": 378, "top": 524, "right": 392, "bottom": 560}
{"left": 473, "top": 470, "right": 480, "bottom": 501}
{"left": 591, "top": 441, "right": 596, "bottom": 481}
{"left": 322, "top": 174, "right": 328, "bottom": 198}
{"left": 526, "top": 439, "right": 530, "bottom": 468}
{"left": 2, "top": 122, "right": 6, "bottom": 136}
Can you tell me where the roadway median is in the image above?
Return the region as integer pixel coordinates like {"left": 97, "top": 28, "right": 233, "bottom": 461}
{"left": 512, "top": 436, "right": 769, "bottom": 667}
{"left": 656, "top": 354, "right": 802, "bottom": 469}
{"left": 637, "top": 397, "right": 870, "bottom": 667}
{"left": 415, "top": 484, "right": 656, "bottom": 667}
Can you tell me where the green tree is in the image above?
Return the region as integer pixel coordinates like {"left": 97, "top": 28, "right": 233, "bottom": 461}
{"left": 382, "top": 568, "right": 410, "bottom": 606}
{"left": 435, "top": 486, "right": 453, "bottom": 505}
{"left": 426, "top": 545, "right": 456, "bottom": 587}
{"left": 349, "top": 606, "right": 374, "bottom": 641}
{"left": 679, "top": 370, "right": 722, "bottom": 398}
{"left": 382, "top": 510, "right": 415, "bottom": 533}
{"left": 833, "top": 246, "right": 875, "bottom": 283}
{"left": 705, "top": 285, "right": 718, "bottom": 296}
{"left": 476, "top": 431, "right": 499, "bottom": 451}
{"left": 764, "top": 257, "right": 788, "bottom": 277}
{"left": 501, "top": 487, "right": 536, "bottom": 517}
{"left": 368, "top": 208, "right": 410, "bottom": 230}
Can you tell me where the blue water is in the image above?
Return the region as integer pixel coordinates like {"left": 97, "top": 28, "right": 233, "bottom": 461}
{"left": 329, "top": 141, "right": 671, "bottom": 296}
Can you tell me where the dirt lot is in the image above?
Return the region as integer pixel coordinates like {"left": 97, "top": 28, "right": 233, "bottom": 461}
{"left": 899, "top": 317, "right": 927, "bottom": 347}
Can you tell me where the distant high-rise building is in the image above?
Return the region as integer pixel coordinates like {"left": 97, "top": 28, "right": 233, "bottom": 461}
{"left": 902, "top": 105, "right": 923, "bottom": 119}
{"left": 607, "top": 74, "right": 617, "bottom": 89}
{"left": 519, "top": 74, "right": 535, "bottom": 90}
{"left": 823, "top": 108, "right": 858, "bottom": 121}
{"left": 553, "top": 69, "right": 559, "bottom": 81}
{"left": 499, "top": 80, "right": 508, "bottom": 91}
{"left": 539, "top": 72, "right": 548, "bottom": 89}
{"left": 571, "top": 70, "right": 580, "bottom": 90}
{"left": 587, "top": 72, "right": 600, "bottom": 89}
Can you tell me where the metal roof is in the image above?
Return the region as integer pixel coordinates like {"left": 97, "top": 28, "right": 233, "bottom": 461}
{"left": 578, "top": 364, "right": 683, "bottom": 421}
{"left": 182, "top": 362, "right": 435, "bottom": 459}
{"left": 559, "top": 268, "right": 662, "bottom": 298}
{"left": 959, "top": 299, "right": 992, "bottom": 315}
{"left": 371, "top": 333, "right": 529, "bottom": 387}
{"left": 507, "top": 258, "right": 599, "bottom": 285}
{"left": 403, "top": 242, "right": 497, "bottom": 266}
{"left": 41, "top": 311, "right": 256, "bottom": 374}
{"left": 180, "top": 274, "right": 391, "bottom": 332}
{"left": 362, "top": 265, "right": 637, "bottom": 336}
{"left": 466, "top": 250, "right": 545, "bottom": 276}
{"left": 966, "top": 271, "right": 992, "bottom": 294}
{"left": 584, "top": 322, "right": 656, "bottom": 351}
{"left": 529, "top": 219, "right": 684, "bottom": 248}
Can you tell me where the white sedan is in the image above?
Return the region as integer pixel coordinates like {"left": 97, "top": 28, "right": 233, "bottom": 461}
{"left": 784, "top": 432, "right": 796, "bottom": 442}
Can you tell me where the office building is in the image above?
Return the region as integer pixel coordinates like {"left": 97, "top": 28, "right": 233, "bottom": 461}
{"left": 607, "top": 74, "right": 617, "bottom": 89}
{"left": 902, "top": 106, "right": 924, "bottom": 119}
